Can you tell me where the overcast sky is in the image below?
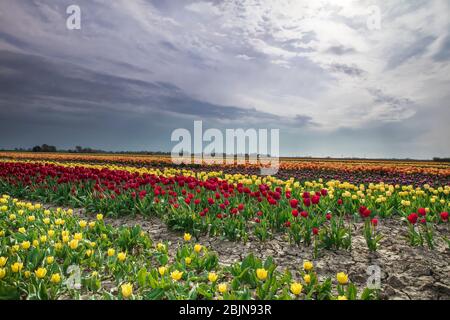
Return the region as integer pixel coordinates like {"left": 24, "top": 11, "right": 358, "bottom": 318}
{"left": 0, "top": 0, "right": 449, "bottom": 158}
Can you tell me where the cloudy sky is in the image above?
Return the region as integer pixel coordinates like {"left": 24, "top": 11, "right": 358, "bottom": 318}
{"left": 0, "top": 0, "right": 449, "bottom": 158}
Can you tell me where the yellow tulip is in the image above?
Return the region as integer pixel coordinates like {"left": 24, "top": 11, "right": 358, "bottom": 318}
{"left": 107, "top": 248, "right": 115, "bottom": 257}
{"left": 0, "top": 257, "right": 7, "bottom": 267}
{"left": 0, "top": 268, "right": 6, "bottom": 279}
{"left": 256, "top": 268, "right": 268, "bottom": 281}
{"left": 69, "top": 239, "right": 79, "bottom": 250}
{"left": 185, "top": 257, "right": 192, "bottom": 265}
{"left": 35, "top": 267, "right": 47, "bottom": 279}
{"left": 218, "top": 283, "right": 227, "bottom": 294}
{"left": 337, "top": 272, "right": 349, "bottom": 285}
{"left": 303, "top": 274, "right": 311, "bottom": 284}
{"left": 303, "top": 261, "right": 313, "bottom": 271}
{"left": 290, "top": 282, "right": 303, "bottom": 295}
{"left": 121, "top": 283, "right": 133, "bottom": 299}
{"left": 21, "top": 241, "right": 31, "bottom": 250}
{"left": 50, "top": 273, "right": 61, "bottom": 284}
{"left": 208, "top": 272, "right": 218, "bottom": 283}
{"left": 194, "top": 244, "right": 202, "bottom": 253}
{"left": 46, "top": 256, "right": 54, "bottom": 264}
{"left": 171, "top": 270, "right": 183, "bottom": 281}
{"left": 117, "top": 252, "right": 127, "bottom": 262}
{"left": 338, "top": 295, "right": 348, "bottom": 300}
{"left": 183, "top": 233, "right": 192, "bottom": 241}
{"left": 158, "top": 266, "right": 167, "bottom": 276}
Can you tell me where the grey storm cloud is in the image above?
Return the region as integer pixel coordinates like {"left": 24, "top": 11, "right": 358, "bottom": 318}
{"left": 0, "top": 50, "right": 287, "bottom": 121}
{"left": 0, "top": 0, "right": 449, "bottom": 158}
{"left": 326, "top": 45, "right": 356, "bottom": 56}
{"left": 433, "top": 34, "right": 450, "bottom": 62}
{"left": 328, "top": 63, "right": 366, "bottom": 77}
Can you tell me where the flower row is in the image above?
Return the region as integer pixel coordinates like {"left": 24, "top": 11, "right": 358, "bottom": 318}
{"left": 0, "top": 160, "right": 448, "bottom": 249}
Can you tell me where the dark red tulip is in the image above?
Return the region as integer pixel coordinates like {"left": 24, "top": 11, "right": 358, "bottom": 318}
{"left": 303, "top": 198, "right": 311, "bottom": 207}
{"left": 290, "top": 199, "right": 299, "bottom": 208}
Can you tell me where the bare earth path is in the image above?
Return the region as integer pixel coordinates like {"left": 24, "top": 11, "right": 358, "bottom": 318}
{"left": 43, "top": 203, "right": 450, "bottom": 300}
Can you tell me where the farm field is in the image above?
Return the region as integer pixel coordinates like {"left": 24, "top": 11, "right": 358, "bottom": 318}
{"left": 0, "top": 154, "right": 448, "bottom": 300}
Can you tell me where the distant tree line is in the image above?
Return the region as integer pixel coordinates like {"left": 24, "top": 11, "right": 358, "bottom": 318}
{"left": 32, "top": 144, "right": 57, "bottom": 152}
{"left": 23, "top": 144, "right": 170, "bottom": 155}
{"left": 433, "top": 157, "right": 450, "bottom": 162}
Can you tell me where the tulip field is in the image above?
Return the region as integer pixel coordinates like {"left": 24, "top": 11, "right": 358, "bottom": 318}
{"left": 0, "top": 153, "right": 449, "bottom": 300}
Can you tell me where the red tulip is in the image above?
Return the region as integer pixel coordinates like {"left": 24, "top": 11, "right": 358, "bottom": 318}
{"left": 290, "top": 199, "right": 299, "bottom": 208}
{"left": 441, "top": 212, "right": 448, "bottom": 222}
{"left": 312, "top": 195, "right": 320, "bottom": 205}
{"left": 312, "top": 227, "right": 319, "bottom": 235}
{"left": 292, "top": 209, "right": 299, "bottom": 218}
{"left": 359, "top": 206, "right": 371, "bottom": 218}
{"left": 417, "top": 208, "right": 426, "bottom": 217}
{"left": 300, "top": 211, "right": 308, "bottom": 218}
{"left": 371, "top": 218, "right": 378, "bottom": 226}
{"left": 303, "top": 198, "right": 311, "bottom": 207}
{"left": 337, "top": 199, "right": 343, "bottom": 205}
{"left": 326, "top": 213, "right": 331, "bottom": 220}
{"left": 407, "top": 213, "right": 418, "bottom": 224}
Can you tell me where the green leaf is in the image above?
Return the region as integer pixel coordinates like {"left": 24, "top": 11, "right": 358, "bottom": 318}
{"left": 0, "top": 285, "right": 20, "bottom": 300}
{"left": 137, "top": 268, "right": 147, "bottom": 287}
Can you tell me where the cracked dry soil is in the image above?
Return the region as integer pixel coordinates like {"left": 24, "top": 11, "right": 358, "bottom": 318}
{"left": 56, "top": 204, "right": 449, "bottom": 300}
